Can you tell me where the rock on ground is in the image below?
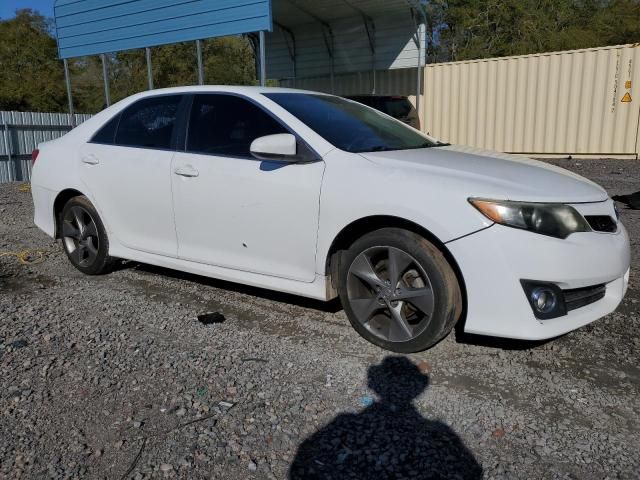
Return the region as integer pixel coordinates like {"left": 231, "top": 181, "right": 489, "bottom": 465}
{"left": 0, "top": 158, "right": 638, "bottom": 479}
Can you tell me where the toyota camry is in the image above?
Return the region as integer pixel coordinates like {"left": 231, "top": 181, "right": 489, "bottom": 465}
{"left": 31, "top": 86, "right": 631, "bottom": 352}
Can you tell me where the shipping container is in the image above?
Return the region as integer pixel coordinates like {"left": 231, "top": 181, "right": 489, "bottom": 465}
{"left": 423, "top": 44, "right": 640, "bottom": 159}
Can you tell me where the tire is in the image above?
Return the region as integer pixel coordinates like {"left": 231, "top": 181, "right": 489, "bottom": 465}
{"left": 60, "top": 195, "right": 113, "bottom": 275}
{"left": 338, "top": 228, "right": 462, "bottom": 353}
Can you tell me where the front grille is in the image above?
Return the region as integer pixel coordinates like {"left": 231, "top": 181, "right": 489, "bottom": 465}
{"left": 585, "top": 215, "right": 617, "bottom": 233}
{"left": 564, "top": 284, "right": 606, "bottom": 312}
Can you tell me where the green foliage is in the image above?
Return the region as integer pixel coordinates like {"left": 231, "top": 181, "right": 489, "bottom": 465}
{"left": 591, "top": 0, "right": 640, "bottom": 46}
{"left": 0, "top": 10, "right": 257, "bottom": 113}
{"left": 0, "top": 9, "right": 66, "bottom": 112}
{"left": 106, "top": 37, "right": 257, "bottom": 105}
{"left": 429, "top": 0, "right": 640, "bottom": 62}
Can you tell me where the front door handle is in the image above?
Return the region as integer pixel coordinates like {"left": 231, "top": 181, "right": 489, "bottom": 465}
{"left": 81, "top": 154, "right": 99, "bottom": 165}
{"left": 174, "top": 165, "right": 199, "bottom": 178}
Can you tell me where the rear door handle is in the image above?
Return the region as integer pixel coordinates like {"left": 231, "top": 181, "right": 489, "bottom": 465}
{"left": 81, "top": 154, "right": 99, "bottom": 165}
{"left": 174, "top": 165, "right": 199, "bottom": 178}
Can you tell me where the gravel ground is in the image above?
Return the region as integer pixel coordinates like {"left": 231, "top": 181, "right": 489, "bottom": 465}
{"left": 0, "top": 158, "right": 638, "bottom": 480}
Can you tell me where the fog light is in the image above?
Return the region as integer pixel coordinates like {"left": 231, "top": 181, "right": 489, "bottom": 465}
{"left": 531, "top": 287, "right": 557, "bottom": 314}
{"left": 520, "top": 280, "right": 567, "bottom": 320}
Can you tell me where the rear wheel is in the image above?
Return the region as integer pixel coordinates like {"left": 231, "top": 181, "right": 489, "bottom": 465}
{"left": 338, "top": 228, "right": 462, "bottom": 353}
{"left": 60, "top": 196, "right": 113, "bottom": 275}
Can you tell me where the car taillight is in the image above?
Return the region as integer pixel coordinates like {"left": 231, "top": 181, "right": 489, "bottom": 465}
{"left": 31, "top": 149, "right": 39, "bottom": 165}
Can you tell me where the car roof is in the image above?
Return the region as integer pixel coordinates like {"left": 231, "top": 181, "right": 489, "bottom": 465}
{"left": 131, "top": 85, "right": 326, "bottom": 98}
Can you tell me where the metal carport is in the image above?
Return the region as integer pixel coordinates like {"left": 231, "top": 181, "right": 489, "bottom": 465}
{"left": 54, "top": 0, "right": 425, "bottom": 121}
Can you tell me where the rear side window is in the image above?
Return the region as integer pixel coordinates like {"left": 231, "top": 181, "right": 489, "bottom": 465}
{"left": 187, "top": 94, "right": 287, "bottom": 157}
{"left": 91, "top": 114, "right": 120, "bottom": 144}
{"left": 114, "top": 95, "right": 182, "bottom": 149}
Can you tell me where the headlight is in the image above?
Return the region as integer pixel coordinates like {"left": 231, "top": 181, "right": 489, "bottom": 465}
{"left": 469, "top": 198, "right": 591, "bottom": 239}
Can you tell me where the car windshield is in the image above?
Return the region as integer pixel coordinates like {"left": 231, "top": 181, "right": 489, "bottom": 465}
{"left": 264, "top": 93, "right": 438, "bottom": 153}
{"left": 349, "top": 96, "right": 413, "bottom": 117}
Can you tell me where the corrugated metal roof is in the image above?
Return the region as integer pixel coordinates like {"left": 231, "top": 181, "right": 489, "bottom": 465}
{"left": 55, "top": 0, "right": 272, "bottom": 58}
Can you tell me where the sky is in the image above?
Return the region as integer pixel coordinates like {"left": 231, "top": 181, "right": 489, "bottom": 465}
{"left": 0, "top": 0, "right": 54, "bottom": 20}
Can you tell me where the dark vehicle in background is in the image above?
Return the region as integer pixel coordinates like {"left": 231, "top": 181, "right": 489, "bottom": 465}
{"left": 346, "top": 95, "right": 420, "bottom": 130}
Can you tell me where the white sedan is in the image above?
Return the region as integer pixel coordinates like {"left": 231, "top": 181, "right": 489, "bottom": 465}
{"left": 31, "top": 86, "right": 631, "bottom": 352}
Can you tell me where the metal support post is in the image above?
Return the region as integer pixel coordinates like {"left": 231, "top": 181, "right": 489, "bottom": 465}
{"left": 321, "top": 26, "right": 335, "bottom": 93}
{"left": 330, "top": 60, "right": 335, "bottom": 94}
{"left": 413, "top": 8, "right": 427, "bottom": 120}
{"left": 63, "top": 59, "right": 76, "bottom": 127}
{"left": 416, "top": 23, "right": 425, "bottom": 118}
{"left": 3, "top": 123, "right": 11, "bottom": 163}
{"left": 276, "top": 23, "right": 296, "bottom": 87}
{"left": 362, "top": 16, "right": 376, "bottom": 94}
{"left": 3, "top": 122, "right": 17, "bottom": 181}
{"left": 146, "top": 47, "right": 154, "bottom": 90}
{"left": 259, "top": 31, "right": 266, "bottom": 86}
{"left": 101, "top": 54, "right": 111, "bottom": 107}
{"left": 196, "top": 40, "right": 204, "bottom": 85}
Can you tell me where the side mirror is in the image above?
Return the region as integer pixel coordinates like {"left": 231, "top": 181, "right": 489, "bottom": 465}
{"left": 250, "top": 133, "right": 298, "bottom": 162}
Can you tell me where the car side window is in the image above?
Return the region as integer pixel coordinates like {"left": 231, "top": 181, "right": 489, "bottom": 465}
{"left": 114, "top": 95, "right": 182, "bottom": 149}
{"left": 91, "top": 113, "right": 120, "bottom": 144}
{"left": 187, "top": 94, "right": 288, "bottom": 157}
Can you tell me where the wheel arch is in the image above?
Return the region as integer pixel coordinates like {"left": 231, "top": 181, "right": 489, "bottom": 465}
{"left": 324, "top": 215, "right": 468, "bottom": 326}
{"left": 52, "top": 188, "right": 85, "bottom": 239}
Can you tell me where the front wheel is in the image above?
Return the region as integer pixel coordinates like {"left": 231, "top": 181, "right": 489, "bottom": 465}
{"left": 60, "top": 195, "right": 113, "bottom": 275}
{"left": 338, "top": 228, "right": 462, "bottom": 353}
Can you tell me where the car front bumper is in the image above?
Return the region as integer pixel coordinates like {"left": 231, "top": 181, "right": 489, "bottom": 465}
{"left": 447, "top": 220, "right": 631, "bottom": 340}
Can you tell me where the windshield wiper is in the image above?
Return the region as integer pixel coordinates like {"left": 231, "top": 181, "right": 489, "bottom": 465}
{"left": 396, "top": 142, "right": 435, "bottom": 150}
{"left": 367, "top": 145, "right": 396, "bottom": 152}
{"left": 364, "top": 141, "right": 450, "bottom": 152}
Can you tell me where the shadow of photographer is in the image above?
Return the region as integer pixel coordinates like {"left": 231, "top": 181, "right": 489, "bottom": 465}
{"left": 289, "top": 356, "right": 483, "bottom": 479}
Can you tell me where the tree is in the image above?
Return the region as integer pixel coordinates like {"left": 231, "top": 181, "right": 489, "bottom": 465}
{"left": 0, "top": 10, "right": 257, "bottom": 113}
{"left": 591, "top": 0, "right": 640, "bottom": 45}
{"left": 74, "top": 36, "right": 257, "bottom": 108}
{"left": 430, "top": 0, "right": 640, "bottom": 62}
{"left": 0, "top": 9, "right": 66, "bottom": 111}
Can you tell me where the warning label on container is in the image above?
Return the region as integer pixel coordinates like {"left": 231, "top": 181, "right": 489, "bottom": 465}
{"left": 621, "top": 92, "right": 632, "bottom": 103}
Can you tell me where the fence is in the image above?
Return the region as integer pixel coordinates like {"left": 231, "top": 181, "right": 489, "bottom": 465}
{"left": 280, "top": 43, "right": 640, "bottom": 159}
{"left": 0, "top": 111, "right": 92, "bottom": 183}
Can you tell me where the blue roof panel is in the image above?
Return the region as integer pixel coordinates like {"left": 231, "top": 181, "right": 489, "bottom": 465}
{"left": 55, "top": 0, "right": 272, "bottom": 58}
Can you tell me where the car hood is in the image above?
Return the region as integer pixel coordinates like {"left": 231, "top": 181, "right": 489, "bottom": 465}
{"left": 360, "top": 145, "right": 608, "bottom": 203}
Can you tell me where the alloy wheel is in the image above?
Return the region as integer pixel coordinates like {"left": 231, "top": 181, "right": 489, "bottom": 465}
{"left": 62, "top": 206, "right": 100, "bottom": 268}
{"left": 346, "top": 246, "right": 435, "bottom": 343}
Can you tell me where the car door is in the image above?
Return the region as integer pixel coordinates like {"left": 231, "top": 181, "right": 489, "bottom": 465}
{"left": 78, "top": 95, "right": 184, "bottom": 257}
{"left": 171, "top": 93, "right": 325, "bottom": 282}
